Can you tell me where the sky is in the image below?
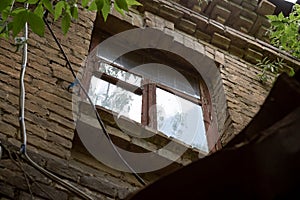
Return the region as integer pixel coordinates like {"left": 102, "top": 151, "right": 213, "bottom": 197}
{"left": 284, "top": 0, "right": 297, "bottom": 3}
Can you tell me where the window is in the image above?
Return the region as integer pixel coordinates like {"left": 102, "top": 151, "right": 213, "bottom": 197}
{"left": 89, "top": 62, "right": 143, "bottom": 122}
{"left": 86, "top": 52, "right": 211, "bottom": 153}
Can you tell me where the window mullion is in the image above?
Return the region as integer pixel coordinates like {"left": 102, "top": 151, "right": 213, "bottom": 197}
{"left": 141, "top": 79, "right": 149, "bottom": 126}
{"left": 148, "top": 83, "right": 157, "bottom": 130}
{"left": 141, "top": 79, "right": 157, "bottom": 129}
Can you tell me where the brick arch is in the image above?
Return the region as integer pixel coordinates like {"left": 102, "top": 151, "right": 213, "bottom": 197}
{"left": 91, "top": 26, "right": 230, "bottom": 151}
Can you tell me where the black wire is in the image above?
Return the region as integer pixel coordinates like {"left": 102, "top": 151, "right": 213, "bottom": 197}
{"left": 43, "top": 17, "right": 146, "bottom": 186}
{"left": 18, "top": 5, "right": 93, "bottom": 200}
{"left": 23, "top": 153, "right": 93, "bottom": 200}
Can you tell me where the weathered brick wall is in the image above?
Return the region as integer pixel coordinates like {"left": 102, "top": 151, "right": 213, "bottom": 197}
{"left": 180, "top": 0, "right": 275, "bottom": 41}
{"left": 0, "top": 9, "right": 94, "bottom": 159}
{"left": 0, "top": 143, "right": 139, "bottom": 199}
{"left": 0, "top": 7, "right": 142, "bottom": 199}
{"left": 1, "top": 0, "right": 299, "bottom": 199}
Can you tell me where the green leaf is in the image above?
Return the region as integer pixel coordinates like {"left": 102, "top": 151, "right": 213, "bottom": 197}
{"left": 271, "top": 21, "right": 282, "bottom": 26}
{"left": 126, "top": 0, "right": 142, "bottom": 6}
{"left": 28, "top": 12, "right": 45, "bottom": 36}
{"left": 71, "top": 5, "right": 79, "bottom": 19}
{"left": 7, "top": 21, "right": 13, "bottom": 30}
{"left": 34, "top": 3, "right": 44, "bottom": 18}
{"left": 0, "top": 26, "right": 7, "bottom": 37}
{"left": 114, "top": 1, "right": 124, "bottom": 16}
{"left": 115, "top": 0, "right": 128, "bottom": 11}
{"left": 16, "top": 0, "right": 27, "bottom": 2}
{"left": 65, "top": 4, "right": 72, "bottom": 17}
{"left": 0, "top": 21, "right": 13, "bottom": 38}
{"left": 27, "top": 0, "right": 39, "bottom": 4}
{"left": 12, "top": 10, "right": 28, "bottom": 36}
{"left": 0, "top": 32, "right": 8, "bottom": 39}
{"left": 1, "top": 7, "right": 10, "bottom": 21}
{"left": 61, "top": 14, "right": 71, "bottom": 35}
{"left": 101, "top": 1, "right": 110, "bottom": 21}
{"left": 266, "top": 14, "right": 277, "bottom": 21}
{"left": 42, "top": 0, "right": 55, "bottom": 15}
{"left": 95, "top": 0, "right": 104, "bottom": 11}
{"left": 278, "top": 12, "right": 285, "bottom": 21}
{"left": 11, "top": 7, "right": 27, "bottom": 15}
{"left": 0, "top": 0, "right": 13, "bottom": 13}
{"left": 54, "top": 1, "right": 65, "bottom": 21}
{"left": 88, "top": 1, "right": 97, "bottom": 11}
{"left": 288, "top": 68, "right": 295, "bottom": 76}
{"left": 82, "top": 0, "right": 90, "bottom": 8}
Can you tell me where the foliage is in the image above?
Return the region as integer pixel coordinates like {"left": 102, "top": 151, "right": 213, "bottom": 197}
{"left": 0, "top": 0, "right": 142, "bottom": 37}
{"left": 267, "top": 4, "right": 300, "bottom": 59}
{"left": 256, "top": 57, "right": 295, "bottom": 83}
{"left": 257, "top": 4, "right": 300, "bottom": 84}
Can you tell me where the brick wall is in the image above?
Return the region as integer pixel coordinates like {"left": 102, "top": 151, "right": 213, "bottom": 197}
{"left": 0, "top": 0, "right": 299, "bottom": 199}
{"left": 0, "top": 8, "right": 94, "bottom": 158}
{"left": 0, "top": 7, "right": 143, "bottom": 199}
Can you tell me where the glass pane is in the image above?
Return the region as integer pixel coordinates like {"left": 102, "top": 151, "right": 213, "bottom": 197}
{"left": 89, "top": 76, "right": 142, "bottom": 123}
{"left": 156, "top": 88, "right": 208, "bottom": 152}
{"left": 132, "top": 64, "right": 200, "bottom": 98}
{"left": 98, "top": 62, "right": 142, "bottom": 87}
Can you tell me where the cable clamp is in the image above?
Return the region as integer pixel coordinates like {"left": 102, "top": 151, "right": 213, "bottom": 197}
{"left": 15, "top": 37, "right": 26, "bottom": 45}
{"left": 68, "top": 78, "right": 79, "bottom": 91}
{"left": 20, "top": 144, "right": 26, "bottom": 154}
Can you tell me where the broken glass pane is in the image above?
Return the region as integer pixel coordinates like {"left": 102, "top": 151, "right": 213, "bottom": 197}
{"left": 98, "top": 62, "right": 142, "bottom": 87}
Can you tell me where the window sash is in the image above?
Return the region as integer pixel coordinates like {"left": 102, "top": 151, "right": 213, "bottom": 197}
{"left": 93, "top": 60, "right": 202, "bottom": 101}
{"left": 91, "top": 65, "right": 204, "bottom": 125}
{"left": 156, "top": 83, "right": 202, "bottom": 105}
{"left": 93, "top": 71, "right": 143, "bottom": 95}
{"left": 88, "top": 61, "right": 210, "bottom": 150}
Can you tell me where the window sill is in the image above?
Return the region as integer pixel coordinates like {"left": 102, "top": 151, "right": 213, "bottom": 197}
{"left": 77, "top": 101, "right": 208, "bottom": 168}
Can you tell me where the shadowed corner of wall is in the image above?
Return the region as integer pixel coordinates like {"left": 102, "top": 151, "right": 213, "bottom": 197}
{"left": 126, "top": 70, "right": 300, "bottom": 200}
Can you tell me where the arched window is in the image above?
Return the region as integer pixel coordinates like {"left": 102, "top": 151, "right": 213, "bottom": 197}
{"left": 85, "top": 48, "right": 212, "bottom": 153}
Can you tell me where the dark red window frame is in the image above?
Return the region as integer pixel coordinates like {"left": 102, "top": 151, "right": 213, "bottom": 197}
{"left": 83, "top": 59, "right": 213, "bottom": 148}
{"left": 85, "top": 17, "right": 218, "bottom": 152}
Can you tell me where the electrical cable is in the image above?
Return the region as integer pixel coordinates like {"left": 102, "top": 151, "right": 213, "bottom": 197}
{"left": 43, "top": 16, "right": 146, "bottom": 186}
{"left": 18, "top": 3, "right": 93, "bottom": 200}
{"left": 19, "top": 3, "right": 28, "bottom": 154}
{"left": 23, "top": 153, "right": 93, "bottom": 200}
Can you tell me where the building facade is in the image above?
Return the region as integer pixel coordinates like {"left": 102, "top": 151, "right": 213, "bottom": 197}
{"left": 0, "top": 0, "right": 299, "bottom": 199}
